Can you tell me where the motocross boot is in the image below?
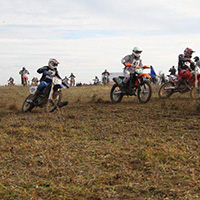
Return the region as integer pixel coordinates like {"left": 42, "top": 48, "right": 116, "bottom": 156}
{"left": 27, "top": 89, "right": 42, "bottom": 104}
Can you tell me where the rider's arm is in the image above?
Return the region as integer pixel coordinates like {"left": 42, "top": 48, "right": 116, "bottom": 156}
{"left": 37, "top": 66, "right": 50, "bottom": 76}
{"left": 55, "top": 70, "right": 62, "bottom": 79}
{"left": 179, "top": 54, "right": 191, "bottom": 62}
{"left": 121, "top": 55, "right": 130, "bottom": 65}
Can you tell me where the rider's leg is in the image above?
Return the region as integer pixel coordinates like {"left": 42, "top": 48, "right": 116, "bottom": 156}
{"left": 122, "top": 69, "right": 130, "bottom": 86}
{"left": 31, "top": 81, "right": 48, "bottom": 102}
{"left": 186, "top": 72, "right": 194, "bottom": 85}
{"left": 175, "top": 77, "right": 183, "bottom": 88}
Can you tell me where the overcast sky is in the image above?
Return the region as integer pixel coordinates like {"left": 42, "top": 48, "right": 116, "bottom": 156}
{"left": 1, "top": 0, "right": 200, "bottom": 85}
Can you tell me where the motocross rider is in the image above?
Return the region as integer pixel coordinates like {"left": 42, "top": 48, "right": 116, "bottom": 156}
{"left": 176, "top": 47, "right": 195, "bottom": 87}
{"left": 30, "top": 58, "right": 64, "bottom": 103}
{"left": 19, "top": 67, "right": 29, "bottom": 86}
{"left": 120, "top": 46, "right": 143, "bottom": 87}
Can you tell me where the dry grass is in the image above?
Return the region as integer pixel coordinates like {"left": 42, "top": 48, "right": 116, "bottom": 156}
{"left": 0, "top": 85, "right": 200, "bottom": 199}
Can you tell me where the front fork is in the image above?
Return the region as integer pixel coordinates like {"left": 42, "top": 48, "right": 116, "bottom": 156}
{"left": 48, "top": 83, "right": 55, "bottom": 100}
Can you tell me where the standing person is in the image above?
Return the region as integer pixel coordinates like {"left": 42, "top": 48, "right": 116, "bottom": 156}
{"left": 69, "top": 73, "right": 76, "bottom": 87}
{"left": 19, "top": 67, "right": 29, "bottom": 86}
{"left": 150, "top": 65, "right": 157, "bottom": 84}
{"left": 176, "top": 47, "right": 195, "bottom": 88}
{"left": 119, "top": 46, "right": 143, "bottom": 87}
{"left": 161, "top": 73, "right": 166, "bottom": 85}
{"left": 169, "top": 66, "right": 176, "bottom": 75}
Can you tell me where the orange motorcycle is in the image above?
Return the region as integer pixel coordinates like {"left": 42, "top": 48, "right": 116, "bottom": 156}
{"left": 111, "top": 64, "right": 152, "bottom": 104}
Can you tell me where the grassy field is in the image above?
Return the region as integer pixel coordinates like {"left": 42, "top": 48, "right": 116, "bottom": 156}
{"left": 0, "top": 85, "right": 200, "bottom": 200}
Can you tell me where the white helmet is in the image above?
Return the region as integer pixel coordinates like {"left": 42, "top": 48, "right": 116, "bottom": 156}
{"left": 132, "top": 46, "right": 142, "bottom": 58}
{"left": 48, "top": 58, "right": 59, "bottom": 70}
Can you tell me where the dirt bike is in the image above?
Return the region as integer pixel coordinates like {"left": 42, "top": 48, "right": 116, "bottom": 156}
{"left": 22, "top": 76, "right": 69, "bottom": 113}
{"left": 158, "top": 68, "right": 200, "bottom": 99}
{"left": 110, "top": 65, "right": 152, "bottom": 104}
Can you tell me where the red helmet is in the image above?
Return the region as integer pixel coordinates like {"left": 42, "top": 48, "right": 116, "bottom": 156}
{"left": 184, "top": 48, "right": 195, "bottom": 58}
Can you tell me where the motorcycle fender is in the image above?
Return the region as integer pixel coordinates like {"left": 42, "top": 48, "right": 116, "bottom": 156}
{"left": 139, "top": 73, "right": 152, "bottom": 81}
{"left": 29, "top": 86, "right": 37, "bottom": 94}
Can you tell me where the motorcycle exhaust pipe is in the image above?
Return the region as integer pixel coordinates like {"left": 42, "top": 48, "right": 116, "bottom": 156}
{"left": 164, "top": 86, "right": 175, "bottom": 90}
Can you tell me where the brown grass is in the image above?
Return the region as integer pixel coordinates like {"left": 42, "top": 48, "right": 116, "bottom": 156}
{"left": 0, "top": 85, "right": 200, "bottom": 199}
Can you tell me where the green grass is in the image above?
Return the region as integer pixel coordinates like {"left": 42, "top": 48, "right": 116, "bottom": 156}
{"left": 0, "top": 85, "right": 200, "bottom": 199}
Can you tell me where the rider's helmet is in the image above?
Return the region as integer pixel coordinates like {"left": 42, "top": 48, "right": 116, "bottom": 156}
{"left": 184, "top": 48, "right": 195, "bottom": 58}
{"left": 194, "top": 56, "right": 199, "bottom": 62}
{"left": 132, "top": 46, "right": 142, "bottom": 58}
{"left": 48, "top": 58, "right": 59, "bottom": 70}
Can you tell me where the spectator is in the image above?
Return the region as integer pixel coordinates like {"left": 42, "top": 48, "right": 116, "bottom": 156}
{"left": 150, "top": 65, "right": 157, "bottom": 84}
{"left": 169, "top": 66, "right": 176, "bottom": 75}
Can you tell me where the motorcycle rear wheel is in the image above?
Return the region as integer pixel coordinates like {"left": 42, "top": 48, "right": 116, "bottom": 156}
{"left": 158, "top": 82, "right": 174, "bottom": 99}
{"left": 22, "top": 94, "right": 35, "bottom": 112}
{"left": 137, "top": 81, "right": 152, "bottom": 104}
{"left": 45, "top": 91, "right": 61, "bottom": 112}
{"left": 110, "top": 84, "right": 123, "bottom": 103}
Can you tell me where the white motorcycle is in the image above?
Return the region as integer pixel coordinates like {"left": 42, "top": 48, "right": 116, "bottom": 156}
{"left": 22, "top": 76, "right": 69, "bottom": 112}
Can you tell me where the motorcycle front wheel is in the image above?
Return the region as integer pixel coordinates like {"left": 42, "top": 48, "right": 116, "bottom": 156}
{"left": 45, "top": 91, "right": 61, "bottom": 112}
{"left": 158, "top": 82, "right": 174, "bottom": 99}
{"left": 22, "top": 94, "right": 35, "bottom": 112}
{"left": 137, "top": 81, "right": 152, "bottom": 104}
{"left": 110, "top": 84, "right": 123, "bottom": 103}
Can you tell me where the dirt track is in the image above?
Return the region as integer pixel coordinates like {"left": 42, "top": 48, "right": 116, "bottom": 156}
{"left": 0, "top": 85, "right": 200, "bottom": 199}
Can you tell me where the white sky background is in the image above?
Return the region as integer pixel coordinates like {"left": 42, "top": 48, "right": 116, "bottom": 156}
{"left": 1, "top": 0, "right": 200, "bottom": 85}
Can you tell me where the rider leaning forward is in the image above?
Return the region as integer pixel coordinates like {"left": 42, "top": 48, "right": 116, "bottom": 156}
{"left": 115, "top": 46, "right": 143, "bottom": 87}
{"left": 176, "top": 47, "right": 196, "bottom": 88}
{"left": 30, "top": 58, "right": 63, "bottom": 103}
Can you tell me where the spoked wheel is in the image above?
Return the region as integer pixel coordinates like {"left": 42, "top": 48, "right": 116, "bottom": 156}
{"left": 45, "top": 91, "right": 61, "bottom": 112}
{"left": 190, "top": 82, "right": 200, "bottom": 99}
{"left": 158, "top": 82, "right": 174, "bottom": 99}
{"left": 110, "top": 84, "right": 123, "bottom": 103}
{"left": 137, "top": 81, "right": 152, "bottom": 104}
{"left": 22, "top": 94, "right": 35, "bottom": 112}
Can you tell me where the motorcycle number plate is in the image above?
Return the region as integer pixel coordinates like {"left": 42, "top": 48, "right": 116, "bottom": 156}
{"left": 29, "top": 86, "right": 37, "bottom": 94}
{"left": 53, "top": 77, "right": 62, "bottom": 85}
